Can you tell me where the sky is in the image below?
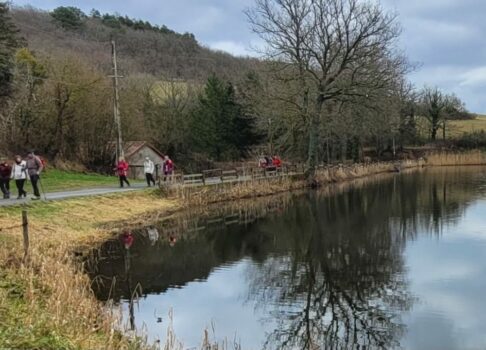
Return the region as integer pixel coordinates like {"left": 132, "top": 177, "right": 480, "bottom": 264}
{"left": 10, "top": 0, "right": 486, "bottom": 112}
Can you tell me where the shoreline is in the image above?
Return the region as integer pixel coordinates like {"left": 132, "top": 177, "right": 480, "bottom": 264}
{"left": 2, "top": 151, "right": 486, "bottom": 349}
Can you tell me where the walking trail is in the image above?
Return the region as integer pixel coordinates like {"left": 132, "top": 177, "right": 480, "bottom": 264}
{"left": 0, "top": 183, "right": 146, "bottom": 207}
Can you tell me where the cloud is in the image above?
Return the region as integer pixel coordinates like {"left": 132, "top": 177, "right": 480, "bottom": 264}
{"left": 459, "top": 67, "right": 486, "bottom": 87}
{"left": 208, "top": 40, "right": 251, "bottom": 56}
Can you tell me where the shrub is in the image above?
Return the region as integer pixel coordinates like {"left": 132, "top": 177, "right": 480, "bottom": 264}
{"left": 455, "top": 130, "right": 486, "bottom": 149}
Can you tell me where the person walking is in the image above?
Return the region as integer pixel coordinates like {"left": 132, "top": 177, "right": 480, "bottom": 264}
{"left": 10, "top": 155, "right": 27, "bottom": 199}
{"left": 116, "top": 158, "right": 130, "bottom": 188}
{"left": 162, "top": 155, "right": 174, "bottom": 182}
{"left": 143, "top": 157, "right": 156, "bottom": 187}
{"left": 26, "top": 151, "right": 43, "bottom": 200}
{"left": 0, "top": 160, "right": 12, "bottom": 199}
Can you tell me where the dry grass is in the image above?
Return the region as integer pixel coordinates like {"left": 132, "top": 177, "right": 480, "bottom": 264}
{"left": 314, "top": 160, "right": 422, "bottom": 184}
{"left": 169, "top": 175, "right": 306, "bottom": 206}
{"left": 415, "top": 115, "right": 486, "bottom": 139}
{"left": 0, "top": 190, "right": 179, "bottom": 350}
{"left": 447, "top": 116, "right": 486, "bottom": 138}
{"left": 425, "top": 150, "right": 486, "bottom": 166}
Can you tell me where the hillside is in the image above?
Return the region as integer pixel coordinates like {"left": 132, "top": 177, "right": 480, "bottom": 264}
{"left": 10, "top": 6, "right": 257, "bottom": 82}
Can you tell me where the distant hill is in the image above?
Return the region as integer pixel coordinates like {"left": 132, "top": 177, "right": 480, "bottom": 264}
{"left": 10, "top": 6, "right": 258, "bottom": 82}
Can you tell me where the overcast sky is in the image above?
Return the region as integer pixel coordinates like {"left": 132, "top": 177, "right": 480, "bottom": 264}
{"left": 11, "top": 0, "right": 486, "bottom": 112}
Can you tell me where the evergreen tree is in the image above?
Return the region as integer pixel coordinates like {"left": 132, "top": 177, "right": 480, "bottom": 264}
{"left": 0, "top": 1, "right": 21, "bottom": 98}
{"left": 51, "top": 6, "right": 86, "bottom": 30}
{"left": 191, "top": 75, "right": 261, "bottom": 161}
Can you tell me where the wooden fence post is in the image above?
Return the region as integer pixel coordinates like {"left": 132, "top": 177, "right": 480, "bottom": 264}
{"left": 22, "top": 210, "right": 29, "bottom": 261}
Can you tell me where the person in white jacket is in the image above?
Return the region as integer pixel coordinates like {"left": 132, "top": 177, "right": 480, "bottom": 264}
{"left": 10, "top": 155, "right": 28, "bottom": 199}
{"left": 143, "top": 157, "right": 156, "bottom": 187}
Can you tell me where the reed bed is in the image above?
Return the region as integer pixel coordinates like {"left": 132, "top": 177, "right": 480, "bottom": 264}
{"left": 425, "top": 150, "right": 486, "bottom": 166}
{"left": 170, "top": 175, "right": 306, "bottom": 206}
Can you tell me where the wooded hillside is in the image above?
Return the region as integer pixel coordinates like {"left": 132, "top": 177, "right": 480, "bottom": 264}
{"left": 11, "top": 6, "right": 256, "bottom": 80}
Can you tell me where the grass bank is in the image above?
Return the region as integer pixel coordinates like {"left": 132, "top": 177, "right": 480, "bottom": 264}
{"left": 0, "top": 190, "right": 180, "bottom": 350}
{"left": 33, "top": 169, "right": 145, "bottom": 193}
{"left": 38, "top": 169, "right": 117, "bottom": 192}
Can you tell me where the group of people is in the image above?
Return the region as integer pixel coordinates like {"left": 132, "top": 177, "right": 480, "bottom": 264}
{"left": 259, "top": 155, "right": 282, "bottom": 169}
{"left": 0, "top": 151, "right": 44, "bottom": 200}
{"left": 115, "top": 155, "right": 174, "bottom": 188}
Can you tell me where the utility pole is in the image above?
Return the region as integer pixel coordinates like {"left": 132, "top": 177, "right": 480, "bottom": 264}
{"left": 111, "top": 40, "right": 124, "bottom": 162}
{"left": 268, "top": 117, "right": 273, "bottom": 155}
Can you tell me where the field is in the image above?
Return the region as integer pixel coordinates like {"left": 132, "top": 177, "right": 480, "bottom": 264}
{"left": 416, "top": 115, "right": 486, "bottom": 139}
{"left": 447, "top": 115, "right": 486, "bottom": 137}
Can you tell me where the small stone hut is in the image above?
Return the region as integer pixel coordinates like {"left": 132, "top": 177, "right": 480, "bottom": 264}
{"left": 118, "top": 141, "right": 165, "bottom": 179}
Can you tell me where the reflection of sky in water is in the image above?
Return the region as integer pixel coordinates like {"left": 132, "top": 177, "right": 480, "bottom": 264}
{"left": 124, "top": 259, "right": 273, "bottom": 349}
{"left": 117, "top": 171, "right": 486, "bottom": 349}
{"left": 403, "top": 201, "right": 486, "bottom": 350}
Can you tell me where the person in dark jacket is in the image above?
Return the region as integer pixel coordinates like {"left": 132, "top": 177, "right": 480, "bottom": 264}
{"left": 0, "top": 160, "right": 12, "bottom": 199}
{"left": 26, "top": 151, "right": 44, "bottom": 200}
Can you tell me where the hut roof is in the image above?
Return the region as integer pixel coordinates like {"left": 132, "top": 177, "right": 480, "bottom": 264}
{"left": 108, "top": 141, "right": 165, "bottom": 159}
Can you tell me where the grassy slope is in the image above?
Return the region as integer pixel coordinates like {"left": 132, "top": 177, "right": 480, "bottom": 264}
{"left": 0, "top": 191, "right": 180, "bottom": 350}
{"left": 416, "top": 115, "right": 486, "bottom": 139}
{"left": 447, "top": 115, "right": 486, "bottom": 137}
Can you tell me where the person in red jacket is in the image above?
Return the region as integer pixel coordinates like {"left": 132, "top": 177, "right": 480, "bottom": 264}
{"left": 272, "top": 155, "right": 282, "bottom": 168}
{"left": 116, "top": 158, "right": 130, "bottom": 188}
{"left": 163, "top": 155, "right": 174, "bottom": 182}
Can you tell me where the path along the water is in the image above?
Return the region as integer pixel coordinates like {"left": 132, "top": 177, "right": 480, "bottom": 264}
{"left": 0, "top": 183, "right": 146, "bottom": 207}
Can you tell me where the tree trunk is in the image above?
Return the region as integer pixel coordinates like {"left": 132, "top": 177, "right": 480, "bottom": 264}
{"left": 431, "top": 127, "right": 437, "bottom": 141}
{"left": 306, "top": 112, "right": 319, "bottom": 182}
{"left": 306, "top": 95, "right": 325, "bottom": 184}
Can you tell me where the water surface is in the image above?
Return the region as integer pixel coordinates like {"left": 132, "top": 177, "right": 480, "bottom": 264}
{"left": 88, "top": 167, "right": 486, "bottom": 349}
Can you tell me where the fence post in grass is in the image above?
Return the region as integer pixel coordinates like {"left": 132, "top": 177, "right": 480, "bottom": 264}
{"left": 22, "top": 210, "right": 29, "bottom": 261}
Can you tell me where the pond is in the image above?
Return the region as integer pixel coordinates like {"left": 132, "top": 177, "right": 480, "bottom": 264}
{"left": 87, "top": 167, "right": 486, "bottom": 349}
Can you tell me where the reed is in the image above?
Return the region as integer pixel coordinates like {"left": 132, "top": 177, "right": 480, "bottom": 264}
{"left": 170, "top": 175, "right": 306, "bottom": 206}
{"left": 425, "top": 150, "right": 486, "bottom": 166}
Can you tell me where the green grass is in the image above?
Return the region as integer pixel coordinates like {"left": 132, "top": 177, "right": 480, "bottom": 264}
{"left": 34, "top": 169, "right": 143, "bottom": 193}
{"left": 39, "top": 169, "right": 117, "bottom": 192}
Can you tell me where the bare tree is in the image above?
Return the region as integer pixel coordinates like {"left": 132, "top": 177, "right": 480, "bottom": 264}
{"left": 247, "top": 0, "right": 406, "bottom": 180}
{"left": 420, "top": 86, "right": 464, "bottom": 141}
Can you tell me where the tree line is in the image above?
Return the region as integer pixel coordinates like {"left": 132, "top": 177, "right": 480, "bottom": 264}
{"left": 0, "top": 1, "right": 475, "bottom": 175}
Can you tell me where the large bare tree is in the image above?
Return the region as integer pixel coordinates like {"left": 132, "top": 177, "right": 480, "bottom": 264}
{"left": 247, "top": 0, "right": 406, "bottom": 181}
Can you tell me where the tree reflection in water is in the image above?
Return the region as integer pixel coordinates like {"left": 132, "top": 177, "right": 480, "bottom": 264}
{"left": 87, "top": 167, "right": 486, "bottom": 349}
{"left": 245, "top": 168, "right": 485, "bottom": 350}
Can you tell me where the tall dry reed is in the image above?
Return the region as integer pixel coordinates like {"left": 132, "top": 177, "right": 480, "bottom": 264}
{"left": 426, "top": 150, "right": 486, "bottom": 166}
